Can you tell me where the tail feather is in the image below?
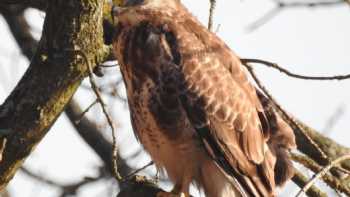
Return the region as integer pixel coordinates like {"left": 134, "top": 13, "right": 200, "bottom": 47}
{"left": 256, "top": 90, "right": 296, "bottom": 186}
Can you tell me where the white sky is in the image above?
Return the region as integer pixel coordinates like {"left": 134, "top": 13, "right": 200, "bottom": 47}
{"left": 0, "top": 1, "right": 349, "bottom": 196}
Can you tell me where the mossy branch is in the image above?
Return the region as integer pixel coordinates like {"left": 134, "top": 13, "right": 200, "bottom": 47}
{"left": 0, "top": 0, "right": 107, "bottom": 190}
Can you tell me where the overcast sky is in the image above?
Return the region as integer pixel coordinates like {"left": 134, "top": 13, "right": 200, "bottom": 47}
{"left": 0, "top": 1, "right": 349, "bottom": 196}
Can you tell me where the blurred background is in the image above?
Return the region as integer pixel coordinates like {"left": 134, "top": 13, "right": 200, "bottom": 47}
{"left": 0, "top": 0, "right": 349, "bottom": 196}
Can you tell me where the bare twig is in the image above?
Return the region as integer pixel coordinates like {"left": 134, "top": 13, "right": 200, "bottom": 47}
{"left": 124, "top": 161, "right": 154, "bottom": 181}
{"left": 66, "top": 99, "right": 133, "bottom": 177}
{"left": 247, "top": 0, "right": 348, "bottom": 31}
{"left": 292, "top": 152, "right": 350, "bottom": 176}
{"left": 21, "top": 166, "right": 65, "bottom": 187}
{"left": 0, "top": 139, "right": 7, "bottom": 163}
{"left": 208, "top": 0, "right": 216, "bottom": 31}
{"left": 21, "top": 166, "right": 103, "bottom": 196}
{"left": 74, "top": 99, "right": 98, "bottom": 124}
{"left": 322, "top": 105, "right": 346, "bottom": 135}
{"left": 100, "top": 61, "right": 119, "bottom": 68}
{"left": 291, "top": 153, "right": 350, "bottom": 195}
{"left": 292, "top": 169, "right": 327, "bottom": 197}
{"left": 243, "top": 64, "right": 328, "bottom": 161}
{"left": 75, "top": 50, "right": 122, "bottom": 181}
{"left": 296, "top": 154, "right": 350, "bottom": 197}
{"left": 275, "top": 0, "right": 347, "bottom": 8}
{"left": 246, "top": 7, "right": 281, "bottom": 32}
{"left": 241, "top": 58, "right": 350, "bottom": 81}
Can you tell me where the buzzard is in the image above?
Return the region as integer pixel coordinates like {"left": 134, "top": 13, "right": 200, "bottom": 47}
{"left": 112, "top": 0, "right": 296, "bottom": 196}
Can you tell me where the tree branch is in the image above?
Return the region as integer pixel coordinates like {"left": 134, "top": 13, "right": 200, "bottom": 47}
{"left": 292, "top": 169, "right": 327, "bottom": 197}
{"left": 241, "top": 58, "right": 350, "bottom": 81}
{"left": 0, "top": 4, "right": 38, "bottom": 59}
{"left": 0, "top": 0, "right": 46, "bottom": 11}
{"left": 296, "top": 154, "right": 350, "bottom": 196}
{"left": 21, "top": 166, "right": 104, "bottom": 196}
{"left": 0, "top": 0, "right": 106, "bottom": 190}
{"left": 292, "top": 153, "right": 350, "bottom": 196}
{"left": 65, "top": 99, "right": 132, "bottom": 177}
{"left": 0, "top": 0, "right": 132, "bottom": 184}
{"left": 247, "top": 0, "right": 348, "bottom": 31}
{"left": 208, "top": 0, "right": 216, "bottom": 31}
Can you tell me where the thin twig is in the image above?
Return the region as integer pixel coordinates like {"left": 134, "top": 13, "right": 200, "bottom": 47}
{"left": 246, "top": 7, "right": 281, "bottom": 32}
{"left": 275, "top": 0, "right": 346, "bottom": 8}
{"left": 292, "top": 153, "right": 350, "bottom": 195}
{"left": 74, "top": 99, "right": 98, "bottom": 124}
{"left": 21, "top": 166, "right": 103, "bottom": 196}
{"left": 208, "top": 0, "right": 216, "bottom": 31}
{"left": 124, "top": 161, "right": 154, "bottom": 181}
{"left": 296, "top": 154, "right": 350, "bottom": 197}
{"left": 243, "top": 64, "right": 328, "bottom": 160}
{"left": 292, "top": 169, "right": 327, "bottom": 197}
{"left": 241, "top": 58, "right": 350, "bottom": 81}
{"left": 21, "top": 166, "right": 65, "bottom": 187}
{"left": 100, "top": 64, "right": 119, "bottom": 68}
{"left": 247, "top": 0, "right": 347, "bottom": 31}
{"left": 73, "top": 50, "right": 122, "bottom": 181}
{"left": 322, "top": 105, "right": 346, "bottom": 135}
{"left": 100, "top": 65, "right": 118, "bottom": 68}
{"left": 292, "top": 152, "right": 350, "bottom": 176}
{"left": 0, "top": 138, "right": 7, "bottom": 162}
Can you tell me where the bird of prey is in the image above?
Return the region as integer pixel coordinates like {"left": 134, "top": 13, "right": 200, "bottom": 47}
{"left": 112, "top": 0, "right": 296, "bottom": 196}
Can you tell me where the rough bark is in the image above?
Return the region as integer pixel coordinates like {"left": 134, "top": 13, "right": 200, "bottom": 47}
{"left": 0, "top": 0, "right": 108, "bottom": 190}
{"left": 0, "top": 1, "right": 350, "bottom": 196}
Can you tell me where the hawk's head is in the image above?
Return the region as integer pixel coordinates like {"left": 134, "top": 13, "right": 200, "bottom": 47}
{"left": 113, "top": 0, "right": 181, "bottom": 27}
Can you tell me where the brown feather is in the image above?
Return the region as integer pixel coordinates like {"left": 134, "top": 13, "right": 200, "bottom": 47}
{"left": 113, "top": 1, "right": 295, "bottom": 196}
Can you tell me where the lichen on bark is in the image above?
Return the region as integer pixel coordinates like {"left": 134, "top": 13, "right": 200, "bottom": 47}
{"left": 0, "top": 0, "right": 107, "bottom": 190}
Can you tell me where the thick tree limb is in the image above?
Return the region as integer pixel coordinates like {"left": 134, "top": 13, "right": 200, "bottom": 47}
{"left": 0, "top": 1, "right": 126, "bottom": 177}
{"left": 0, "top": 4, "right": 37, "bottom": 59}
{"left": 0, "top": 0, "right": 46, "bottom": 10}
{"left": 0, "top": 0, "right": 132, "bottom": 184}
{"left": 0, "top": 0, "right": 107, "bottom": 190}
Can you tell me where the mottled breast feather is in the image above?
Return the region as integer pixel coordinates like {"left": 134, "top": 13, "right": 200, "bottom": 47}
{"left": 113, "top": 1, "right": 295, "bottom": 196}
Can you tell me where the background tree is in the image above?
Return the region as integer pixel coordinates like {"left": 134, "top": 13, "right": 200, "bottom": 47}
{"left": 0, "top": 0, "right": 349, "bottom": 196}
